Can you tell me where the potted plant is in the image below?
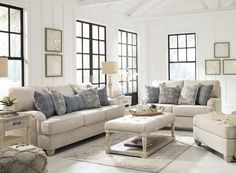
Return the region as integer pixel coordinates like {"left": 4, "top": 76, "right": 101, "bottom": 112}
{"left": 0, "top": 96, "right": 17, "bottom": 111}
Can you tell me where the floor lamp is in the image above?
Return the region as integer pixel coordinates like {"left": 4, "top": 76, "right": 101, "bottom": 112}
{"left": 0, "top": 56, "right": 8, "bottom": 77}
{"left": 101, "top": 61, "right": 118, "bottom": 97}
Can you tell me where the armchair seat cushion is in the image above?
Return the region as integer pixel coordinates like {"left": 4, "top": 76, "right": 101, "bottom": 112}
{"left": 173, "top": 105, "right": 213, "bottom": 117}
{"left": 194, "top": 114, "right": 236, "bottom": 139}
{"left": 41, "top": 112, "right": 84, "bottom": 135}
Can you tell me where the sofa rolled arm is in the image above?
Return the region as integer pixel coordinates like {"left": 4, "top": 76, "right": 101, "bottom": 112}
{"left": 207, "top": 98, "right": 222, "bottom": 112}
{"left": 108, "top": 97, "right": 120, "bottom": 105}
{"left": 18, "top": 111, "right": 46, "bottom": 146}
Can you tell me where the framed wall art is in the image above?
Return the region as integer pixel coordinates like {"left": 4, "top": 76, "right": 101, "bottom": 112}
{"left": 223, "top": 59, "right": 236, "bottom": 75}
{"left": 45, "top": 28, "right": 62, "bottom": 52}
{"left": 205, "top": 59, "right": 221, "bottom": 75}
{"left": 214, "top": 42, "right": 230, "bottom": 58}
{"left": 45, "top": 54, "right": 63, "bottom": 77}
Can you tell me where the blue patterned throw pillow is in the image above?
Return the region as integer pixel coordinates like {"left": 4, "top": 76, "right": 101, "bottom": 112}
{"left": 64, "top": 94, "right": 86, "bottom": 113}
{"left": 48, "top": 89, "right": 67, "bottom": 116}
{"left": 34, "top": 90, "right": 55, "bottom": 118}
{"left": 98, "top": 86, "right": 110, "bottom": 106}
{"left": 77, "top": 88, "right": 101, "bottom": 109}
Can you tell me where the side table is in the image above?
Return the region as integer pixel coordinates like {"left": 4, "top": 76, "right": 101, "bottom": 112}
{"left": 0, "top": 113, "right": 30, "bottom": 150}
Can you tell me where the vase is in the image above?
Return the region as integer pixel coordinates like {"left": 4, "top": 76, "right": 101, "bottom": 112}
{"left": 3, "top": 105, "right": 15, "bottom": 112}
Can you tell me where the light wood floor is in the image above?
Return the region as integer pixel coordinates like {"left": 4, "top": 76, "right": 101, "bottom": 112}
{"left": 48, "top": 130, "right": 236, "bottom": 173}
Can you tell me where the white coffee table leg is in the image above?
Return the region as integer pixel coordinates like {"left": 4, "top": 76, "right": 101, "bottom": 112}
{"left": 105, "top": 130, "right": 110, "bottom": 154}
{"left": 142, "top": 134, "right": 148, "bottom": 158}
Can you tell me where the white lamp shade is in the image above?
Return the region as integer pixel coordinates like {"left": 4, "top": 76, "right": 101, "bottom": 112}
{"left": 101, "top": 61, "right": 118, "bottom": 74}
{"left": 0, "top": 57, "right": 8, "bottom": 77}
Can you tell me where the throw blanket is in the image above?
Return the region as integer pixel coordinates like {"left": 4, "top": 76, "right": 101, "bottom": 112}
{"left": 208, "top": 112, "right": 236, "bottom": 127}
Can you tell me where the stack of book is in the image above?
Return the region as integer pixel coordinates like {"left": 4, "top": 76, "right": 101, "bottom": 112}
{"left": 124, "top": 137, "right": 153, "bottom": 148}
{"left": 0, "top": 111, "right": 17, "bottom": 118}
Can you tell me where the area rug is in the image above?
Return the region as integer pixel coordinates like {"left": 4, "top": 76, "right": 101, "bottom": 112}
{"left": 65, "top": 134, "right": 194, "bottom": 173}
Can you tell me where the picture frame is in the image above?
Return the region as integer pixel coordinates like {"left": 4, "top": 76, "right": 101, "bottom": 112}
{"left": 214, "top": 42, "right": 230, "bottom": 58}
{"left": 45, "top": 28, "right": 62, "bottom": 52}
{"left": 45, "top": 54, "right": 63, "bottom": 77}
{"left": 205, "top": 59, "right": 221, "bottom": 75}
{"left": 223, "top": 59, "right": 236, "bottom": 75}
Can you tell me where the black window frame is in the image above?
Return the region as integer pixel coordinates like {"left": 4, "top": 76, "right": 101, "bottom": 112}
{"left": 76, "top": 20, "right": 106, "bottom": 87}
{"left": 118, "top": 29, "right": 138, "bottom": 105}
{"left": 0, "top": 3, "right": 24, "bottom": 86}
{"left": 168, "top": 33, "right": 196, "bottom": 80}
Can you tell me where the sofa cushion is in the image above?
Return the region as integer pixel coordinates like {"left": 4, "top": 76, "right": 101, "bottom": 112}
{"left": 77, "top": 88, "right": 101, "bottom": 109}
{"left": 178, "top": 85, "right": 199, "bottom": 105}
{"left": 155, "top": 104, "right": 174, "bottom": 113}
{"left": 98, "top": 86, "right": 110, "bottom": 106}
{"left": 49, "top": 89, "right": 66, "bottom": 116}
{"left": 196, "top": 84, "right": 213, "bottom": 105}
{"left": 173, "top": 105, "right": 213, "bottom": 117}
{"left": 70, "top": 82, "right": 92, "bottom": 93}
{"left": 64, "top": 94, "right": 86, "bottom": 113}
{"left": 47, "top": 85, "right": 74, "bottom": 96}
{"left": 193, "top": 114, "right": 236, "bottom": 139}
{"left": 100, "top": 105, "right": 125, "bottom": 120}
{"left": 9, "top": 87, "right": 44, "bottom": 111}
{"left": 78, "top": 109, "right": 106, "bottom": 125}
{"left": 159, "top": 84, "right": 180, "bottom": 104}
{"left": 41, "top": 112, "right": 84, "bottom": 135}
{"left": 145, "top": 85, "right": 159, "bottom": 103}
{"left": 34, "top": 90, "right": 55, "bottom": 119}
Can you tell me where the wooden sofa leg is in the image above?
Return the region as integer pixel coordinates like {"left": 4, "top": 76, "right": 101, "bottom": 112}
{"left": 223, "top": 156, "right": 233, "bottom": 162}
{"left": 195, "top": 140, "right": 201, "bottom": 146}
{"left": 46, "top": 150, "right": 55, "bottom": 156}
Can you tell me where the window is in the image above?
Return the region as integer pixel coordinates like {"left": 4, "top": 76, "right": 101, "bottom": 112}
{"left": 76, "top": 20, "right": 106, "bottom": 87}
{"left": 0, "top": 3, "right": 24, "bottom": 100}
{"left": 118, "top": 30, "right": 138, "bottom": 104}
{"left": 168, "top": 33, "right": 196, "bottom": 80}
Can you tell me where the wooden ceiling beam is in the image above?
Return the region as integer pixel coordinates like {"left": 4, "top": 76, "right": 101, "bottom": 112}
{"left": 126, "top": 0, "right": 149, "bottom": 16}
{"left": 128, "top": 5, "right": 236, "bottom": 20}
{"left": 200, "top": 0, "right": 208, "bottom": 9}
{"left": 77, "top": 0, "right": 124, "bottom": 7}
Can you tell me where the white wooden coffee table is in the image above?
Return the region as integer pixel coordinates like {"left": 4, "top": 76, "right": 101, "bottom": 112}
{"left": 104, "top": 112, "right": 175, "bottom": 158}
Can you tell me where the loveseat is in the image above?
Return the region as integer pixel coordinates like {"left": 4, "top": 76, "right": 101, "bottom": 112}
{"left": 8, "top": 84, "right": 125, "bottom": 155}
{"left": 146, "top": 80, "right": 221, "bottom": 129}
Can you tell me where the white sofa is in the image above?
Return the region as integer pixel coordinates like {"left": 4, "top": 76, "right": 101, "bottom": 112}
{"left": 148, "top": 80, "right": 221, "bottom": 129}
{"left": 9, "top": 85, "right": 125, "bottom": 155}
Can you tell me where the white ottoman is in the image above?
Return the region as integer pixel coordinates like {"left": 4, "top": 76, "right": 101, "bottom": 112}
{"left": 105, "top": 113, "right": 175, "bottom": 158}
{"left": 193, "top": 114, "right": 236, "bottom": 162}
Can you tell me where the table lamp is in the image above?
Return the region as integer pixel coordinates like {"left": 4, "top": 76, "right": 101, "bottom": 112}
{"left": 101, "top": 61, "right": 118, "bottom": 97}
{"left": 0, "top": 56, "right": 8, "bottom": 77}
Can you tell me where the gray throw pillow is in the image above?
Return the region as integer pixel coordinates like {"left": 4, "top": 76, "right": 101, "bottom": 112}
{"left": 48, "top": 89, "right": 66, "bottom": 116}
{"left": 77, "top": 88, "right": 101, "bottom": 109}
{"left": 64, "top": 94, "right": 86, "bottom": 113}
{"left": 178, "top": 85, "right": 199, "bottom": 105}
{"left": 159, "top": 84, "right": 180, "bottom": 104}
{"left": 34, "top": 90, "right": 55, "bottom": 118}
{"left": 145, "top": 85, "right": 159, "bottom": 103}
{"left": 98, "top": 86, "right": 110, "bottom": 106}
{"left": 196, "top": 84, "right": 213, "bottom": 105}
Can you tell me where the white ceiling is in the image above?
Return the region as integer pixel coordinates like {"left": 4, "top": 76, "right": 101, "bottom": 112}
{"left": 77, "top": 0, "right": 236, "bottom": 19}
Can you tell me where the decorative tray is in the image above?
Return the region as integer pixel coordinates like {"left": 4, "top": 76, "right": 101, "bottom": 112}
{"left": 129, "top": 110, "right": 163, "bottom": 116}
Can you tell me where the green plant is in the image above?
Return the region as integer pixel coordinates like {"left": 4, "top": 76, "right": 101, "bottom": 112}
{"left": 0, "top": 96, "right": 17, "bottom": 106}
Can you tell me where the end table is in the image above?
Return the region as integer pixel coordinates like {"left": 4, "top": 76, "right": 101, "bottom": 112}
{"left": 0, "top": 113, "right": 30, "bottom": 150}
